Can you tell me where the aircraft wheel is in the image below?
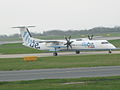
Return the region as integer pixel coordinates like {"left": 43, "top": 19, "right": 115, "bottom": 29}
{"left": 76, "top": 50, "right": 80, "bottom": 54}
{"left": 109, "top": 50, "right": 112, "bottom": 54}
{"left": 53, "top": 52, "right": 58, "bottom": 56}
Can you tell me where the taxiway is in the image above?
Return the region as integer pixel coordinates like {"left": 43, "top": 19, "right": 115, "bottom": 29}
{"left": 0, "top": 66, "right": 120, "bottom": 81}
{"left": 0, "top": 51, "right": 120, "bottom": 58}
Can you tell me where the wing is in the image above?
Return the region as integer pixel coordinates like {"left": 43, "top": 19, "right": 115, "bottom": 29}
{"left": 40, "top": 40, "right": 66, "bottom": 50}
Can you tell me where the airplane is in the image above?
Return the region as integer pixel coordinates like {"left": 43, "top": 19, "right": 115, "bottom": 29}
{"left": 13, "top": 26, "right": 116, "bottom": 56}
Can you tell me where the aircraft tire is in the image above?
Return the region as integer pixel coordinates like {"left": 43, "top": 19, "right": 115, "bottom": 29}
{"left": 76, "top": 50, "right": 80, "bottom": 54}
{"left": 53, "top": 52, "right": 58, "bottom": 56}
{"left": 109, "top": 50, "right": 112, "bottom": 54}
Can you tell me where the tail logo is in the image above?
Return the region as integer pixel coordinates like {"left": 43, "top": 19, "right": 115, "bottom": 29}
{"left": 23, "top": 32, "right": 40, "bottom": 49}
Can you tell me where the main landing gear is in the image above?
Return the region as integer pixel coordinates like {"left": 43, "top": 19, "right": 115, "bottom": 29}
{"left": 53, "top": 52, "right": 58, "bottom": 56}
{"left": 53, "top": 48, "right": 58, "bottom": 56}
{"left": 76, "top": 50, "right": 80, "bottom": 54}
{"left": 109, "top": 50, "right": 112, "bottom": 54}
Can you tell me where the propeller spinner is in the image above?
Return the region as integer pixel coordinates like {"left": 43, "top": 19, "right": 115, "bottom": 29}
{"left": 64, "top": 36, "right": 74, "bottom": 50}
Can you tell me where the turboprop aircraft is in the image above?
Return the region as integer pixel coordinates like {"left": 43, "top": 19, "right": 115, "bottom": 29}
{"left": 13, "top": 26, "right": 116, "bottom": 56}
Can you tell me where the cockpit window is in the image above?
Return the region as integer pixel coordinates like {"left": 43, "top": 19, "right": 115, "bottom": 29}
{"left": 101, "top": 42, "right": 109, "bottom": 44}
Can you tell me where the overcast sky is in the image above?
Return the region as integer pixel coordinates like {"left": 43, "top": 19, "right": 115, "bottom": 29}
{"left": 0, "top": 0, "right": 119, "bottom": 35}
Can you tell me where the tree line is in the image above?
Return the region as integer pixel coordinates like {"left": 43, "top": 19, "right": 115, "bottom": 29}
{"left": 0, "top": 26, "right": 120, "bottom": 39}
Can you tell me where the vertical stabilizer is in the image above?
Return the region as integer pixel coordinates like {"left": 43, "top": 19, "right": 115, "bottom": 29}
{"left": 12, "top": 26, "right": 40, "bottom": 49}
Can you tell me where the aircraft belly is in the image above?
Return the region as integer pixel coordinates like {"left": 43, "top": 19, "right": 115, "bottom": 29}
{"left": 72, "top": 45, "right": 95, "bottom": 49}
{"left": 39, "top": 42, "right": 115, "bottom": 51}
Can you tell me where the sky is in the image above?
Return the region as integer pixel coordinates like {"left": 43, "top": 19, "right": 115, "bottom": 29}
{"left": 0, "top": 0, "right": 120, "bottom": 35}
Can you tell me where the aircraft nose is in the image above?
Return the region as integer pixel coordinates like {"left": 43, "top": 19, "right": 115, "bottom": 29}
{"left": 110, "top": 44, "right": 116, "bottom": 49}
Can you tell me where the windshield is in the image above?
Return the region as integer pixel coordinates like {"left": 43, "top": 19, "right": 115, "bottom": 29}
{"left": 101, "top": 42, "right": 109, "bottom": 44}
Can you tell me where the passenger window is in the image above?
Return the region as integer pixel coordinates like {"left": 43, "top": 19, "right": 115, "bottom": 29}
{"left": 76, "top": 39, "right": 82, "bottom": 41}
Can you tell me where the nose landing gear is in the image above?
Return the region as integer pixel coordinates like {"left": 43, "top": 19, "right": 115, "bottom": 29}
{"left": 76, "top": 50, "right": 80, "bottom": 54}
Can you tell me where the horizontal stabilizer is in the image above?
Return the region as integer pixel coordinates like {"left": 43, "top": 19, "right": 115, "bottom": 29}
{"left": 12, "top": 26, "right": 35, "bottom": 28}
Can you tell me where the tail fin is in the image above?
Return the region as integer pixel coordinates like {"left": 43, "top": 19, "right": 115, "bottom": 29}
{"left": 12, "top": 26, "right": 35, "bottom": 46}
{"left": 12, "top": 26, "right": 35, "bottom": 37}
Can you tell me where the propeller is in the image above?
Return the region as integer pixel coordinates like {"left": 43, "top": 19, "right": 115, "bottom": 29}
{"left": 88, "top": 35, "right": 94, "bottom": 40}
{"left": 64, "top": 36, "right": 73, "bottom": 50}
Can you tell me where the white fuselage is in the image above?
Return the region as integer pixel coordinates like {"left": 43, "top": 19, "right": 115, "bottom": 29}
{"left": 18, "top": 27, "right": 116, "bottom": 51}
{"left": 28, "top": 38, "right": 116, "bottom": 51}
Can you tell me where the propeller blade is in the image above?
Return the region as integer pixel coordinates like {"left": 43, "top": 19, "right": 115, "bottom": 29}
{"left": 88, "top": 35, "right": 90, "bottom": 40}
{"left": 64, "top": 36, "right": 73, "bottom": 50}
{"left": 69, "top": 44, "right": 72, "bottom": 49}
{"left": 91, "top": 35, "right": 94, "bottom": 40}
{"left": 88, "top": 35, "right": 94, "bottom": 40}
{"left": 65, "top": 37, "right": 69, "bottom": 42}
{"left": 67, "top": 45, "right": 69, "bottom": 50}
{"left": 70, "top": 41, "right": 74, "bottom": 44}
{"left": 68, "top": 36, "right": 71, "bottom": 41}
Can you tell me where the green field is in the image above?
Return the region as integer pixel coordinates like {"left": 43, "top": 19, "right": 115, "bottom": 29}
{"left": 0, "top": 54, "right": 120, "bottom": 71}
{"left": 1, "top": 76, "right": 120, "bottom": 90}
{"left": 0, "top": 39, "right": 120, "bottom": 54}
{"left": 0, "top": 37, "right": 21, "bottom": 41}
{"left": 0, "top": 43, "right": 47, "bottom": 54}
{"left": 109, "top": 39, "right": 120, "bottom": 47}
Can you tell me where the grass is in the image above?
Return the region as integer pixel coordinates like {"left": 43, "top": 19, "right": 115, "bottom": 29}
{"left": 0, "top": 43, "right": 47, "bottom": 54}
{"left": 1, "top": 76, "right": 120, "bottom": 90}
{"left": 0, "top": 39, "right": 120, "bottom": 54}
{"left": 0, "top": 54, "right": 120, "bottom": 71}
{"left": 109, "top": 39, "right": 120, "bottom": 48}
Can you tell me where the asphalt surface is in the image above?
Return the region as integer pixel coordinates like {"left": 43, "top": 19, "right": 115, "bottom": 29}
{"left": 0, "top": 66, "right": 120, "bottom": 81}
{"left": 0, "top": 51, "right": 120, "bottom": 58}
{"left": 0, "top": 41, "right": 21, "bottom": 45}
{"left": 94, "top": 36, "right": 120, "bottom": 40}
